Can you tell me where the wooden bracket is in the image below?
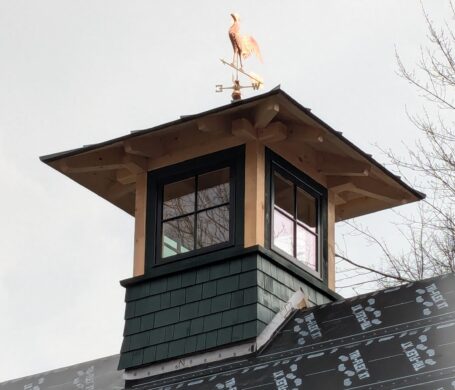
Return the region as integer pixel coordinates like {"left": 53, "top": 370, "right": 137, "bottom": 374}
{"left": 232, "top": 119, "right": 288, "bottom": 144}
{"left": 254, "top": 100, "right": 280, "bottom": 128}
{"left": 107, "top": 181, "right": 135, "bottom": 200}
{"left": 232, "top": 118, "right": 256, "bottom": 140}
{"left": 116, "top": 168, "right": 137, "bottom": 185}
{"left": 123, "top": 154, "right": 148, "bottom": 174}
{"left": 257, "top": 122, "right": 288, "bottom": 143}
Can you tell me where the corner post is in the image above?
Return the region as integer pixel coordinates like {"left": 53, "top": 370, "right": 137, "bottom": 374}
{"left": 244, "top": 141, "right": 265, "bottom": 247}
{"left": 133, "top": 173, "right": 147, "bottom": 276}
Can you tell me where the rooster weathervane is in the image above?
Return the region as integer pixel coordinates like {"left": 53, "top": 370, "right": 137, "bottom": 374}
{"left": 216, "top": 13, "right": 264, "bottom": 101}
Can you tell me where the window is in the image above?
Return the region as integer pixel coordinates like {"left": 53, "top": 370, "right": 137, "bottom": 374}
{"left": 161, "top": 168, "right": 231, "bottom": 258}
{"left": 267, "top": 150, "right": 327, "bottom": 277}
{"left": 146, "top": 146, "right": 244, "bottom": 266}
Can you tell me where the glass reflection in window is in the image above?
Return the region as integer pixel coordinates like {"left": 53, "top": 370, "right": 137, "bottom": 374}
{"left": 161, "top": 168, "right": 231, "bottom": 259}
{"left": 272, "top": 169, "right": 319, "bottom": 272}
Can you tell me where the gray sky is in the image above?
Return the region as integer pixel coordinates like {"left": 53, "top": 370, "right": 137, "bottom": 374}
{"left": 0, "top": 0, "right": 448, "bottom": 381}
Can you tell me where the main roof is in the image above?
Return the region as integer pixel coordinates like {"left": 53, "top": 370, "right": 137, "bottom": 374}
{"left": 3, "top": 273, "right": 454, "bottom": 389}
{"left": 40, "top": 87, "right": 424, "bottom": 220}
{"left": 129, "top": 273, "right": 455, "bottom": 389}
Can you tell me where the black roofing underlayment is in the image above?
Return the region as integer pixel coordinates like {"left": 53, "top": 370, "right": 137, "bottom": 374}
{"left": 2, "top": 273, "right": 455, "bottom": 389}
{"left": 130, "top": 273, "right": 455, "bottom": 390}
{"left": 0, "top": 355, "right": 123, "bottom": 390}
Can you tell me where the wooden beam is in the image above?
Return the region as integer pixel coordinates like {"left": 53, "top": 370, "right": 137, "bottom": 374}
{"left": 148, "top": 134, "right": 244, "bottom": 171}
{"left": 334, "top": 193, "right": 347, "bottom": 206}
{"left": 328, "top": 176, "right": 405, "bottom": 204}
{"left": 254, "top": 100, "right": 280, "bottom": 128}
{"left": 318, "top": 153, "right": 371, "bottom": 177}
{"left": 196, "top": 116, "right": 229, "bottom": 134}
{"left": 289, "top": 124, "right": 325, "bottom": 143}
{"left": 232, "top": 118, "right": 256, "bottom": 140}
{"left": 59, "top": 147, "right": 125, "bottom": 173}
{"left": 257, "top": 121, "right": 288, "bottom": 143}
{"left": 124, "top": 137, "right": 164, "bottom": 158}
{"left": 327, "top": 177, "right": 357, "bottom": 194}
{"left": 267, "top": 141, "right": 327, "bottom": 187}
{"left": 59, "top": 146, "right": 148, "bottom": 175}
{"left": 349, "top": 177, "right": 406, "bottom": 204}
{"left": 133, "top": 173, "right": 147, "bottom": 276}
{"left": 336, "top": 197, "right": 387, "bottom": 221}
{"left": 244, "top": 141, "right": 265, "bottom": 247}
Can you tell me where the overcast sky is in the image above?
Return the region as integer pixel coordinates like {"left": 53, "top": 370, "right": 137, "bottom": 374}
{"left": 0, "top": 0, "right": 448, "bottom": 382}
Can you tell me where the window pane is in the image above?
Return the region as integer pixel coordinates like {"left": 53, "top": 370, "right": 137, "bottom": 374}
{"left": 163, "top": 177, "right": 195, "bottom": 220}
{"left": 297, "top": 187, "right": 317, "bottom": 231}
{"left": 196, "top": 205, "right": 229, "bottom": 249}
{"left": 273, "top": 209, "right": 294, "bottom": 256}
{"left": 274, "top": 172, "right": 293, "bottom": 216}
{"left": 198, "top": 168, "right": 230, "bottom": 210}
{"left": 296, "top": 225, "right": 317, "bottom": 270}
{"left": 162, "top": 216, "right": 194, "bottom": 258}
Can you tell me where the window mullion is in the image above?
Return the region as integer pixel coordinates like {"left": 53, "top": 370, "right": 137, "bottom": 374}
{"left": 194, "top": 174, "right": 199, "bottom": 249}
{"left": 293, "top": 184, "right": 297, "bottom": 258}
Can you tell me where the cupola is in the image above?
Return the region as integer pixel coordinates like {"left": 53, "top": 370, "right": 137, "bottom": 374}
{"left": 40, "top": 88, "right": 424, "bottom": 381}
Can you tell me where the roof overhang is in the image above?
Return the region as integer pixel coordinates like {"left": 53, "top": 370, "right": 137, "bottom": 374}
{"left": 40, "top": 88, "right": 424, "bottom": 220}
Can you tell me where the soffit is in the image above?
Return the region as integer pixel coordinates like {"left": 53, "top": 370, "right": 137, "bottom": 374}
{"left": 40, "top": 88, "right": 424, "bottom": 220}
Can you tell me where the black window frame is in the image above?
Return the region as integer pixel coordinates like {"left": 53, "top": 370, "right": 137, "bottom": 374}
{"left": 145, "top": 146, "right": 245, "bottom": 270}
{"left": 265, "top": 148, "right": 328, "bottom": 282}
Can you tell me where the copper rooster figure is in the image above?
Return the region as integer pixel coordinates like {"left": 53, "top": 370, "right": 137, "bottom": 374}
{"left": 229, "top": 13, "right": 262, "bottom": 69}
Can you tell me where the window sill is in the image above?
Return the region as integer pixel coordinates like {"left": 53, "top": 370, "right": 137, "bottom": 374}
{"left": 270, "top": 245, "right": 321, "bottom": 281}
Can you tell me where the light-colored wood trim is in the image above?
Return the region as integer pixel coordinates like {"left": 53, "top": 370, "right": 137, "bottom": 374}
{"left": 244, "top": 141, "right": 265, "bottom": 247}
{"left": 327, "top": 191, "right": 336, "bottom": 290}
{"left": 133, "top": 173, "right": 147, "bottom": 276}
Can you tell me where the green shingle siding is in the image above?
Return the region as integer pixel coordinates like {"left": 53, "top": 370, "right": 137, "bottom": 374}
{"left": 180, "top": 302, "right": 199, "bottom": 321}
{"left": 140, "top": 313, "right": 155, "bottom": 332}
{"left": 119, "top": 253, "right": 335, "bottom": 370}
{"left": 211, "top": 294, "right": 231, "bottom": 312}
{"left": 155, "top": 343, "right": 169, "bottom": 361}
{"left": 231, "top": 290, "right": 244, "bottom": 307}
{"left": 154, "top": 307, "right": 179, "bottom": 328}
{"left": 202, "top": 280, "right": 217, "bottom": 299}
{"left": 124, "top": 318, "right": 141, "bottom": 336}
